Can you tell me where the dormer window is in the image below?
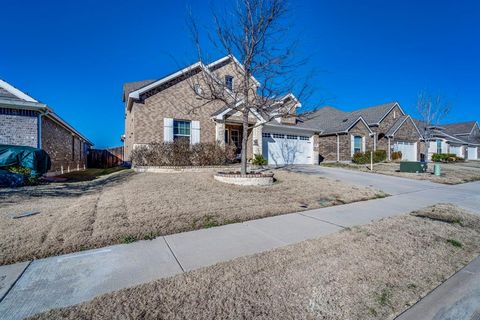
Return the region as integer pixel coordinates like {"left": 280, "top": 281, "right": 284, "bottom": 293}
{"left": 225, "top": 75, "right": 234, "bottom": 90}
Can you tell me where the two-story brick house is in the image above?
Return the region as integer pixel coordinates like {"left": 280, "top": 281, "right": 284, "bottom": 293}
{"left": 122, "top": 55, "right": 319, "bottom": 166}
{"left": 0, "top": 79, "right": 93, "bottom": 174}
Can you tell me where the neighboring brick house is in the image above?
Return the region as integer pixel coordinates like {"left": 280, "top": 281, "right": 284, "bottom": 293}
{"left": 0, "top": 79, "right": 93, "bottom": 175}
{"left": 122, "top": 55, "right": 319, "bottom": 165}
{"left": 415, "top": 120, "right": 480, "bottom": 160}
{"left": 300, "top": 102, "right": 422, "bottom": 162}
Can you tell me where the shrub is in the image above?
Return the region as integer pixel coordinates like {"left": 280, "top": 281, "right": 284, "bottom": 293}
{"left": 251, "top": 154, "right": 267, "bottom": 166}
{"left": 130, "top": 140, "right": 237, "bottom": 167}
{"left": 431, "top": 153, "right": 462, "bottom": 163}
{"left": 352, "top": 150, "right": 387, "bottom": 164}
{"left": 6, "top": 166, "right": 38, "bottom": 185}
{"left": 391, "top": 151, "right": 402, "bottom": 161}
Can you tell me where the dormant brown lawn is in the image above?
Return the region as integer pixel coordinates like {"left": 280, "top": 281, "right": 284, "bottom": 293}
{"left": 0, "top": 169, "right": 382, "bottom": 265}
{"left": 30, "top": 204, "right": 480, "bottom": 320}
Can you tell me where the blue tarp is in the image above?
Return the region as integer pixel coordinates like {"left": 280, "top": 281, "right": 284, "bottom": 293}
{"left": 0, "top": 144, "right": 51, "bottom": 176}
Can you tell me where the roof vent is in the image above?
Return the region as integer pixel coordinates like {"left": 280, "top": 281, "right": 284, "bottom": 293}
{"left": 342, "top": 118, "right": 348, "bottom": 122}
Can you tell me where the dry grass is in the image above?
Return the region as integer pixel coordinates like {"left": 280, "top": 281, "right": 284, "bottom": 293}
{"left": 30, "top": 204, "right": 480, "bottom": 320}
{"left": 323, "top": 161, "right": 480, "bottom": 184}
{"left": 0, "top": 170, "right": 382, "bottom": 265}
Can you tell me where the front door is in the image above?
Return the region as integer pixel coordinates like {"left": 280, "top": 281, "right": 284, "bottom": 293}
{"left": 230, "top": 129, "right": 241, "bottom": 155}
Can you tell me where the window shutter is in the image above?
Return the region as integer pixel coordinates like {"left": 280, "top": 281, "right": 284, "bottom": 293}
{"left": 164, "top": 118, "right": 173, "bottom": 142}
{"left": 362, "top": 136, "right": 366, "bottom": 152}
{"left": 191, "top": 120, "right": 201, "bottom": 144}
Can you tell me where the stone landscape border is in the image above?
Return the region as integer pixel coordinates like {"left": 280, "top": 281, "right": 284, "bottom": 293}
{"left": 133, "top": 165, "right": 239, "bottom": 173}
{"left": 214, "top": 172, "right": 275, "bottom": 186}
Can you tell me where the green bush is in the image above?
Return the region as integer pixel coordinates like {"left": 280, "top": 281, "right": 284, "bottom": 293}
{"left": 391, "top": 151, "right": 402, "bottom": 161}
{"left": 352, "top": 150, "right": 387, "bottom": 164}
{"left": 251, "top": 154, "right": 267, "bottom": 166}
{"left": 6, "top": 165, "right": 38, "bottom": 185}
{"left": 431, "top": 153, "right": 462, "bottom": 163}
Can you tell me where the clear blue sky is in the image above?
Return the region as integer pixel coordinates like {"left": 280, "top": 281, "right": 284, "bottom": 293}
{"left": 1, "top": 0, "right": 478, "bottom": 148}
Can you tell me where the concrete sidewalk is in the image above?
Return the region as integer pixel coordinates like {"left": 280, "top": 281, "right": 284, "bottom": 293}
{"left": 396, "top": 256, "right": 480, "bottom": 320}
{"left": 0, "top": 169, "right": 479, "bottom": 319}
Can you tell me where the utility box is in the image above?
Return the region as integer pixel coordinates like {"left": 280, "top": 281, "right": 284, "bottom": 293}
{"left": 400, "top": 161, "right": 428, "bottom": 173}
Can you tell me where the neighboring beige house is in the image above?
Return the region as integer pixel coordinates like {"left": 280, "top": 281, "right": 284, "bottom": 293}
{"left": 122, "top": 55, "right": 319, "bottom": 165}
{"left": 0, "top": 79, "right": 93, "bottom": 174}
{"left": 299, "top": 102, "right": 423, "bottom": 162}
{"left": 415, "top": 120, "right": 480, "bottom": 160}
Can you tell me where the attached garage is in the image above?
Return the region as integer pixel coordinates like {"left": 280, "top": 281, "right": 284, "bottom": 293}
{"left": 393, "top": 141, "right": 417, "bottom": 161}
{"left": 468, "top": 147, "right": 478, "bottom": 160}
{"left": 262, "top": 130, "right": 314, "bottom": 165}
{"left": 449, "top": 145, "right": 464, "bottom": 158}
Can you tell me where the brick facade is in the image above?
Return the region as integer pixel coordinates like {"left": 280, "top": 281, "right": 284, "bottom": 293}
{"left": 390, "top": 117, "right": 423, "bottom": 160}
{"left": 41, "top": 117, "right": 87, "bottom": 173}
{"left": 318, "top": 120, "right": 373, "bottom": 162}
{"left": 0, "top": 112, "right": 38, "bottom": 147}
{"left": 124, "top": 60, "right": 254, "bottom": 160}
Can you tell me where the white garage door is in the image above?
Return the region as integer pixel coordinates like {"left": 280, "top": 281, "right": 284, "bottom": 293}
{"left": 393, "top": 141, "right": 417, "bottom": 161}
{"left": 262, "top": 132, "right": 313, "bottom": 165}
{"left": 449, "top": 146, "right": 464, "bottom": 158}
{"left": 468, "top": 147, "right": 478, "bottom": 160}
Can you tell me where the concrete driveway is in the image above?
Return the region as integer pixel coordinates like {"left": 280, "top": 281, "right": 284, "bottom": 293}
{"left": 284, "top": 165, "right": 440, "bottom": 195}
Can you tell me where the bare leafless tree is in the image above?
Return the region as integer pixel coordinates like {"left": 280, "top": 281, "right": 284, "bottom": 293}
{"left": 186, "top": 0, "right": 314, "bottom": 174}
{"left": 416, "top": 90, "right": 451, "bottom": 161}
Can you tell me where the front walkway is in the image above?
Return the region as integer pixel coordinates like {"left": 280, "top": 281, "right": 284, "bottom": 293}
{"left": 1, "top": 167, "right": 479, "bottom": 319}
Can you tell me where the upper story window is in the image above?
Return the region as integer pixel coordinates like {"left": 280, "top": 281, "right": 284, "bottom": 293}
{"left": 173, "top": 120, "right": 191, "bottom": 142}
{"left": 225, "top": 75, "right": 234, "bottom": 90}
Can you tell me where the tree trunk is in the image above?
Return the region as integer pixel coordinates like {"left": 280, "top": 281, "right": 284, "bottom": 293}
{"left": 240, "top": 109, "right": 249, "bottom": 175}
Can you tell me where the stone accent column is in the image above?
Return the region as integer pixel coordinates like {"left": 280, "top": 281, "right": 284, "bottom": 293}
{"left": 215, "top": 121, "right": 225, "bottom": 146}
{"left": 252, "top": 125, "right": 262, "bottom": 156}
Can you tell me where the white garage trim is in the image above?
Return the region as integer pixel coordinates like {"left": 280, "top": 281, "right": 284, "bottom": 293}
{"left": 262, "top": 128, "right": 314, "bottom": 165}
{"left": 393, "top": 141, "right": 417, "bottom": 161}
{"left": 468, "top": 147, "right": 478, "bottom": 160}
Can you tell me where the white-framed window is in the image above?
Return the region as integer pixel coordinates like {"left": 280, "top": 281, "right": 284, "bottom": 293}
{"left": 272, "top": 133, "right": 285, "bottom": 139}
{"left": 287, "top": 134, "right": 298, "bottom": 140}
{"left": 225, "top": 75, "right": 234, "bottom": 90}
{"left": 436, "top": 140, "right": 442, "bottom": 154}
{"left": 353, "top": 135, "right": 363, "bottom": 154}
{"left": 262, "top": 132, "right": 271, "bottom": 138}
{"left": 299, "top": 136, "right": 310, "bottom": 141}
{"left": 173, "top": 120, "right": 191, "bottom": 142}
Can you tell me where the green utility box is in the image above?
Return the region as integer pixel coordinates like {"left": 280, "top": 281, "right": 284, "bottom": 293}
{"left": 400, "top": 161, "right": 428, "bottom": 173}
{"left": 434, "top": 164, "right": 441, "bottom": 176}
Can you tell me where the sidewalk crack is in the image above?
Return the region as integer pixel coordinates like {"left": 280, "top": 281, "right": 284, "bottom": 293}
{"left": 163, "top": 237, "right": 185, "bottom": 273}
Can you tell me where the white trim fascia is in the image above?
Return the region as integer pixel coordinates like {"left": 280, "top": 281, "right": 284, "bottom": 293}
{"left": 388, "top": 116, "right": 423, "bottom": 138}
{"left": 263, "top": 123, "right": 318, "bottom": 133}
{"left": 129, "top": 62, "right": 203, "bottom": 100}
{"left": 0, "top": 79, "right": 38, "bottom": 102}
{"left": 345, "top": 116, "right": 373, "bottom": 134}
{"left": 374, "top": 102, "right": 405, "bottom": 126}
{"left": 207, "top": 54, "right": 261, "bottom": 87}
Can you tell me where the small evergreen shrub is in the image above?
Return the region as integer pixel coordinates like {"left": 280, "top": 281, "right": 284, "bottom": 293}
{"left": 352, "top": 150, "right": 387, "bottom": 164}
{"left": 431, "top": 153, "right": 463, "bottom": 163}
{"left": 251, "top": 154, "right": 268, "bottom": 166}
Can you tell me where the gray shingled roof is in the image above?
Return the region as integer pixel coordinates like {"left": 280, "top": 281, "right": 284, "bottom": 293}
{"left": 0, "top": 87, "right": 22, "bottom": 100}
{"left": 442, "top": 121, "right": 477, "bottom": 135}
{"left": 122, "top": 80, "right": 156, "bottom": 101}
{"left": 347, "top": 102, "right": 398, "bottom": 125}
{"left": 298, "top": 106, "right": 367, "bottom": 134}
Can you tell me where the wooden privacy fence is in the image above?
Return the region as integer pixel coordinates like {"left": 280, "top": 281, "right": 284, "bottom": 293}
{"left": 87, "top": 147, "right": 124, "bottom": 168}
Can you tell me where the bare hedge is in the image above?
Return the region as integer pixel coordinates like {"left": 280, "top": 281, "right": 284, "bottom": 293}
{"left": 131, "top": 140, "right": 237, "bottom": 166}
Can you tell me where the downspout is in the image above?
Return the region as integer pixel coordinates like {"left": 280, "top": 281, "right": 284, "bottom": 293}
{"left": 37, "top": 109, "right": 49, "bottom": 149}
{"left": 336, "top": 134, "right": 340, "bottom": 162}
